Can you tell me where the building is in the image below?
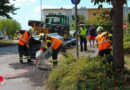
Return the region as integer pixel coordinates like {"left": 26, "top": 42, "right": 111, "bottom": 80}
{"left": 123, "top": 7, "right": 130, "bottom": 17}
{"left": 42, "top": 7, "right": 130, "bottom": 22}
{"left": 42, "top": 8, "right": 110, "bottom": 21}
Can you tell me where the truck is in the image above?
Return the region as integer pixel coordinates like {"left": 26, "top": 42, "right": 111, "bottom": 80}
{"left": 28, "top": 14, "right": 76, "bottom": 58}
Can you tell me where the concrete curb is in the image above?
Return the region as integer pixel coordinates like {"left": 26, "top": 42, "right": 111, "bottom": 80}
{"left": 0, "top": 43, "right": 17, "bottom": 47}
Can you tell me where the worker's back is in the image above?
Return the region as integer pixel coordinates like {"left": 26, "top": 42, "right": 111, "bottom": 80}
{"left": 96, "top": 32, "right": 112, "bottom": 51}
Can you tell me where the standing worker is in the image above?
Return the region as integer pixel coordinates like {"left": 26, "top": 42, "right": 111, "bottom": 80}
{"left": 39, "top": 34, "right": 62, "bottom": 67}
{"left": 95, "top": 31, "right": 112, "bottom": 57}
{"left": 17, "top": 28, "right": 34, "bottom": 64}
{"left": 88, "top": 24, "right": 97, "bottom": 47}
{"left": 79, "top": 25, "right": 87, "bottom": 52}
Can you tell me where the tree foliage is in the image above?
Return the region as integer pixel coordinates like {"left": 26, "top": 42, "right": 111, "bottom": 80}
{"left": 79, "top": 14, "right": 86, "bottom": 22}
{"left": 0, "top": 0, "right": 19, "bottom": 18}
{"left": 0, "top": 19, "right": 21, "bottom": 35}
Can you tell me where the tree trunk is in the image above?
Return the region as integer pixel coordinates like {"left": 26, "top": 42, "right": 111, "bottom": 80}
{"left": 111, "top": 0, "right": 124, "bottom": 71}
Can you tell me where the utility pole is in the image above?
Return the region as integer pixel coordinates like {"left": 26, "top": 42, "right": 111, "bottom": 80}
{"left": 71, "top": 0, "right": 80, "bottom": 58}
{"left": 75, "top": 4, "right": 79, "bottom": 58}
{"left": 40, "top": 0, "right": 42, "bottom": 21}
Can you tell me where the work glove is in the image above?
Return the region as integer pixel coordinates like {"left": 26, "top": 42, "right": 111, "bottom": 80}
{"left": 40, "top": 47, "right": 47, "bottom": 52}
{"left": 40, "top": 47, "right": 43, "bottom": 51}
{"left": 26, "top": 44, "right": 30, "bottom": 48}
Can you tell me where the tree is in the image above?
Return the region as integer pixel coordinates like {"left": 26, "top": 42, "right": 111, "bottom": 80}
{"left": 79, "top": 14, "right": 86, "bottom": 22}
{"left": 0, "top": 0, "right": 18, "bottom": 18}
{"left": 0, "top": 19, "right": 21, "bottom": 36}
{"left": 91, "top": 0, "right": 126, "bottom": 71}
{"left": 128, "top": 12, "right": 130, "bottom": 24}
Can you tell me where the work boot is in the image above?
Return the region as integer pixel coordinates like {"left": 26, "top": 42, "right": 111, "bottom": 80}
{"left": 27, "top": 56, "right": 33, "bottom": 63}
{"left": 53, "top": 62, "right": 58, "bottom": 67}
{"left": 80, "top": 50, "right": 83, "bottom": 52}
{"left": 84, "top": 48, "right": 87, "bottom": 51}
{"left": 20, "top": 60, "right": 23, "bottom": 64}
{"left": 19, "top": 57, "right": 23, "bottom": 64}
{"left": 53, "top": 59, "right": 58, "bottom": 67}
{"left": 27, "top": 59, "right": 33, "bottom": 63}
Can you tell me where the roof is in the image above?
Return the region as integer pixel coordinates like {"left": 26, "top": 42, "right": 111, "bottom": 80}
{"left": 42, "top": 7, "right": 130, "bottom": 11}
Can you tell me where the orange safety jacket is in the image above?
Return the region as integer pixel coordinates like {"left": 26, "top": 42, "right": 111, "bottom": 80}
{"left": 96, "top": 32, "right": 112, "bottom": 51}
{"left": 18, "top": 31, "right": 32, "bottom": 46}
{"left": 45, "top": 36, "right": 62, "bottom": 50}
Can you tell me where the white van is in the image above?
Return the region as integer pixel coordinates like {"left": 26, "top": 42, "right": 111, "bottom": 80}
{"left": 0, "top": 32, "right": 3, "bottom": 40}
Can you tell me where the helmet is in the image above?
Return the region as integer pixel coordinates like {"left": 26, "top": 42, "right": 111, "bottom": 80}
{"left": 97, "top": 26, "right": 103, "bottom": 34}
{"left": 39, "top": 33, "right": 44, "bottom": 40}
{"left": 28, "top": 28, "right": 34, "bottom": 33}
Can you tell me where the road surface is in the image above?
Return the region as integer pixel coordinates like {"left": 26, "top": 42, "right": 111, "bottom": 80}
{"left": 0, "top": 45, "right": 50, "bottom": 90}
{"left": 0, "top": 41, "right": 98, "bottom": 90}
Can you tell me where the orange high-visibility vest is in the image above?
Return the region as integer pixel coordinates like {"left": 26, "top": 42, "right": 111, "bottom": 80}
{"left": 96, "top": 32, "right": 112, "bottom": 51}
{"left": 45, "top": 36, "right": 62, "bottom": 50}
{"left": 18, "top": 31, "right": 31, "bottom": 46}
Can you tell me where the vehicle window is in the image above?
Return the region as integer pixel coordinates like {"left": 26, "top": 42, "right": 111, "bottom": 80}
{"left": 46, "top": 17, "right": 60, "bottom": 24}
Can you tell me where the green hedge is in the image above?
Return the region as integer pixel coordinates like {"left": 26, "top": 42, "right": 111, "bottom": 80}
{"left": 70, "top": 23, "right": 112, "bottom": 33}
{"left": 124, "top": 35, "right": 130, "bottom": 54}
{"left": 85, "top": 24, "right": 113, "bottom": 33}
{"left": 47, "top": 54, "right": 129, "bottom": 90}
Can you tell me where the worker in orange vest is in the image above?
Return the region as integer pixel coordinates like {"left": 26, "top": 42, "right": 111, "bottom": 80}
{"left": 17, "top": 28, "right": 34, "bottom": 64}
{"left": 95, "top": 31, "right": 112, "bottom": 57}
{"left": 40, "top": 34, "right": 63, "bottom": 67}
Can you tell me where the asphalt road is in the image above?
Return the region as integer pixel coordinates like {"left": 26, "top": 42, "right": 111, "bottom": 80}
{"left": 0, "top": 41, "right": 98, "bottom": 90}
{"left": 0, "top": 45, "right": 50, "bottom": 90}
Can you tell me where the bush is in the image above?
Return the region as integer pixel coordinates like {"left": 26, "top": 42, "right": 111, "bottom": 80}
{"left": 47, "top": 54, "right": 129, "bottom": 90}
{"left": 85, "top": 24, "right": 112, "bottom": 33}
{"left": 124, "top": 35, "right": 130, "bottom": 54}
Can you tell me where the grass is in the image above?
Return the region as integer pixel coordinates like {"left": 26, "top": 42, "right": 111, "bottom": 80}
{"left": 47, "top": 54, "right": 129, "bottom": 90}
{"left": 0, "top": 40, "right": 16, "bottom": 46}
{"left": 125, "top": 54, "right": 130, "bottom": 70}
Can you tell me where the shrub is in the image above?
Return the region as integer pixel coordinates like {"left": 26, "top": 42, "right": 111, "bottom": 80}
{"left": 85, "top": 24, "right": 112, "bottom": 33}
{"left": 124, "top": 35, "right": 130, "bottom": 54}
{"left": 46, "top": 54, "right": 129, "bottom": 90}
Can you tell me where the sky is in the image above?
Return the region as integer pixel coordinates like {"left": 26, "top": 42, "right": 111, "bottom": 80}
{"left": 9, "top": 0, "right": 130, "bottom": 30}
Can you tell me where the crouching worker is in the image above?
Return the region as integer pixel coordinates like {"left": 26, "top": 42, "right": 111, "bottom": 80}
{"left": 17, "top": 28, "right": 34, "bottom": 64}
{"left": 38, "top": 33, "right": 63, "bottom": 67}
{"left": 95, "top": 31, "right": 112, "bottom": 57}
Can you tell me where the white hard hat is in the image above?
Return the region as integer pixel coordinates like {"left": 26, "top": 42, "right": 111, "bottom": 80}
{"left": 97, "top": 26, "right": 103, "bottom": 33}
{"left": 28, "top": 28, "right": 34, "bottom": 33}
{"left": 39, "top": 33, "right": 44, "bottom": 40}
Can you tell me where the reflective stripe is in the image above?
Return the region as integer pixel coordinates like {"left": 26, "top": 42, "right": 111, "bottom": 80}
{"left": 20, "top": 32, "right": 32, "bottom": 44}
{"left": 19, "top": 57, "right": 23, "bottom": 60}
{"left": 43, "top": 45, "right": 48, "bottom": 49}
{"left": 20, "top": 32, "right": 28, "bottom": 43}
{"left": 51, "top": 38, "right": 57, "bottom": 48}
{"left": 98, "top": 40, "right": 110, "bottom": 44}
{"left": 27, "top": 56, "right": 31, "bottom": 59}
{"left": 46, "top": 40, "right": 52, "bottom": 43}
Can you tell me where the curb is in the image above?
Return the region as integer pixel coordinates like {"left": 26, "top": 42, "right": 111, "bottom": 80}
{"left": 0, "top": 43, "right": 17, "bottom": 47}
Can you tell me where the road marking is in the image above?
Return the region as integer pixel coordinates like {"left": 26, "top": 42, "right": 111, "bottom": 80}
{"left": 3, "top": 69, "right": 28, "bottom": 79}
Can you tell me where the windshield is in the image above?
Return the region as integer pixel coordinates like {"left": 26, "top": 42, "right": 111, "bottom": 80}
{"left": 46, "top": 17, "right": 60, "bottom": 24}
